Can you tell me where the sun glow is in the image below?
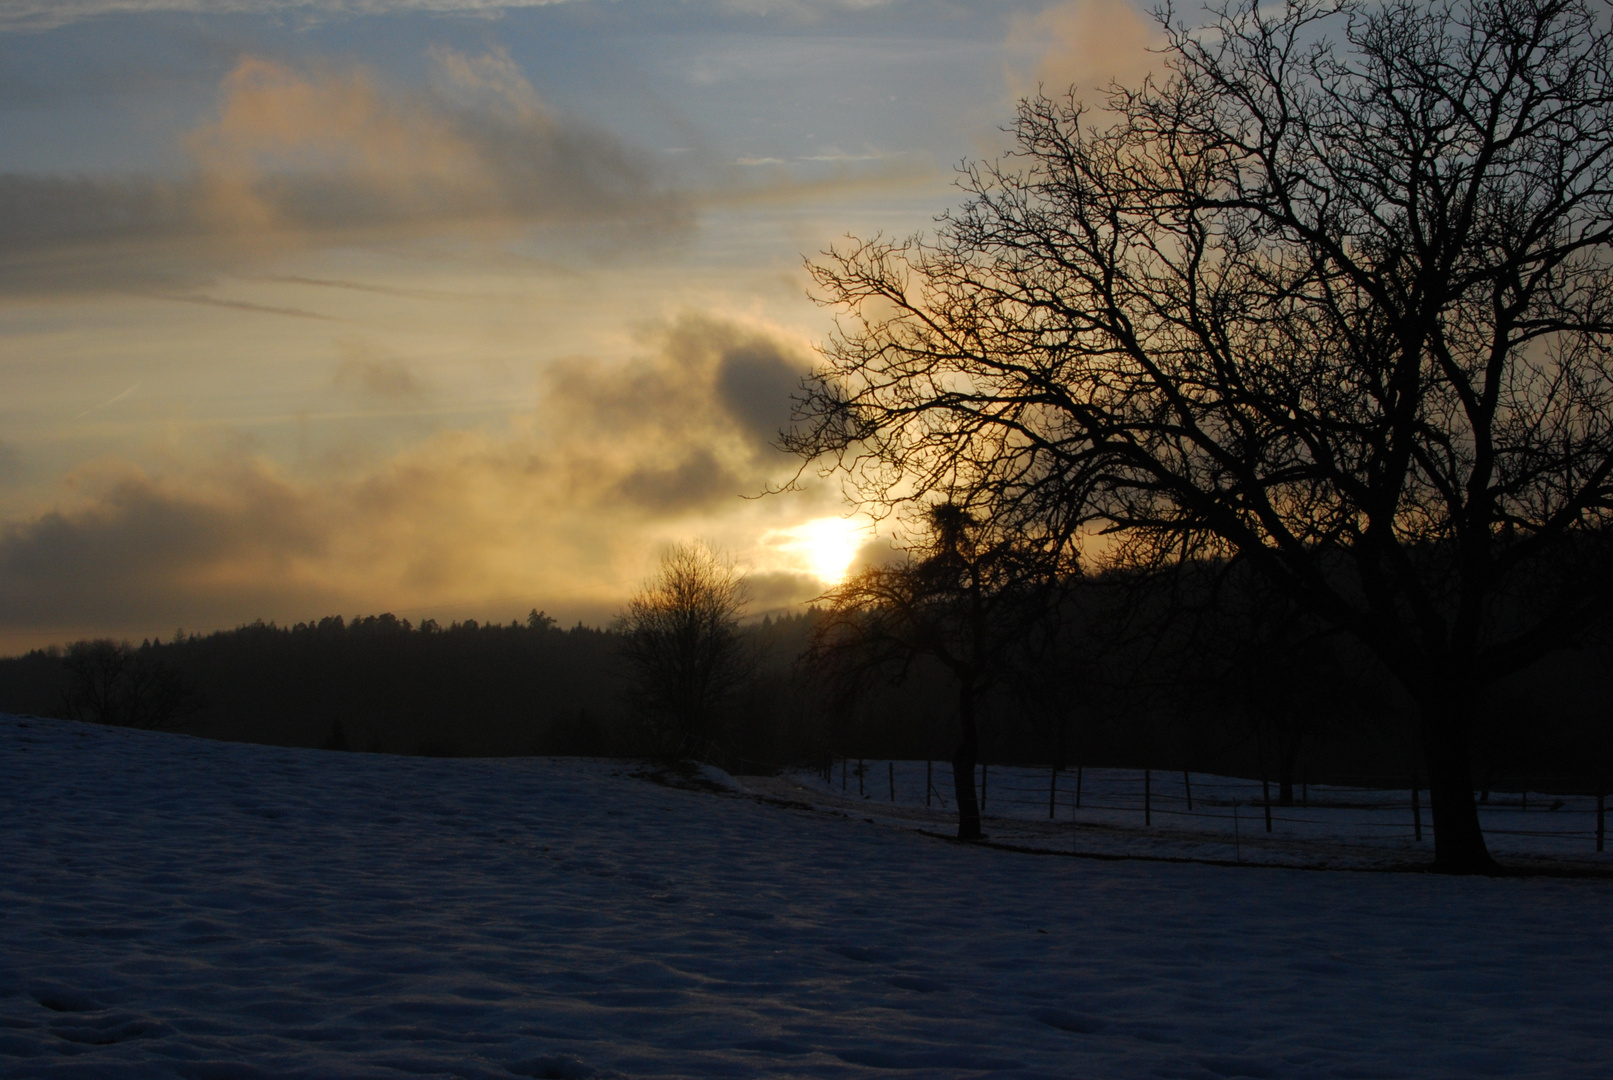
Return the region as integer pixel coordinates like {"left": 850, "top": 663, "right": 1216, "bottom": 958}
{"left": 780, "top": 516, "right": 870, "bottom": 585}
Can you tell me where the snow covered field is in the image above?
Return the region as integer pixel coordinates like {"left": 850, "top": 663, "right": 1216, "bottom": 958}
{"left": 2, "top": 715, "right": 1610, "bottom": 1079}
{"left": 770, "top": 761, "right": 1612, "bottom": 872}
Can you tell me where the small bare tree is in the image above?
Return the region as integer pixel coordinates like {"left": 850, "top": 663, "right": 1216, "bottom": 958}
{"left": 615, "top": 542, "right": 751, "bottom": 758}
{"left": 808, "top": 504, "right": 1068, "bottom": 838}
{"left": 61, "top": 639, "right": 193, "bottom": 730}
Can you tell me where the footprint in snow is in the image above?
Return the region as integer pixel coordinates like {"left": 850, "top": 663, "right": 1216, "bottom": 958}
{"left": 829, "top": 944, "right": 899, "bottom": 963}
{"left": 509, "top": 1054, "right": 596, "bottom": 1078}
{"left": 1032, "top": 1007, "right": 1105, "bottom": 1034}
{"left": 31, "top": 985, "right": 100, "bottom": 1013}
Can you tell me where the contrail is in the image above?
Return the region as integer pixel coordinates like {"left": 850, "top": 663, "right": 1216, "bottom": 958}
{"left": 140, "top": 292, "right": 344, "bottom": 322}
{"left": 74, "top": 382, "right": 141, "bottom": 420}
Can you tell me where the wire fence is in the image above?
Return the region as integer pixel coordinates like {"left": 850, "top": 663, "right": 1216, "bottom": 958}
{"left": 796, "top": 757, "right": 1609, "bottom": 861}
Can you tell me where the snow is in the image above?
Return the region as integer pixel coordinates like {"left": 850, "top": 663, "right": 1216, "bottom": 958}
{"left": 1, "top": 715, "right": 1610, "bottom": 1079}
{"left": 768, "top": 761, "right": 1612, "bottom": 872}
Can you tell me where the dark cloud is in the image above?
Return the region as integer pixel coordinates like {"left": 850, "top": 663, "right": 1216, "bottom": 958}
{"left": 541, "top": 312, "right": 811, "bottom": 513}
{"left": 745, "top": 569, "right": 822, "bottom": 611}
{"left": 847, "top": 537, "right": 907, "bottom": 574}
{"left": 0, "top": 174, "right": 196, "bottom": 249}
{"left": 548, "top": 312, "right": 810, "bottom": 451}
{"left": 0, "top": 469, "right": 330, "bottom": 628}
{"left": 716, "top": 340, "right": 802, "bottom": 444}
{"left": 609, "top": 448, "right": 744, "bottom": 513}
{"left": 0, "top": 440, "right": 586, "bottom": 640}
{"left": 0, "top": 51, "right": 685, "bottom": 294}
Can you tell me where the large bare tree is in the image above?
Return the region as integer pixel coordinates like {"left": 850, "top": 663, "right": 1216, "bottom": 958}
{"left": 786, "top": 0, "right": 1613, "bottom": 872}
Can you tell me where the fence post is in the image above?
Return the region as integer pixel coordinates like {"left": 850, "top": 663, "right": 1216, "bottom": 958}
{"left": 1411, "top": 776, "right": 1423, "bottom": 842}
{"left": 1262, "top": 777, "right": 1272, "bottom": 833}
{"left": 1182, "top": 770, "right": 1193, "bottom": 811}
{"left": 1049, "top": 764, "right": 1060, "bottom": 820}
{"left": 926, "top": 760, "right": 933, "bottom": 807}
{"left": 980, "top": 763, "right": 988, "bottom": 813}
{"left": 1597, "top": 783, "right": 1605, "bottom": 853}
{"left": 858, "top": 758, "right": 865, "bottom": 797}
{"left": 1144, "top": 768, "right": 1152, "bottom": 827}
{"left": 888, "top": 761, "right": 895, "bottom": 801}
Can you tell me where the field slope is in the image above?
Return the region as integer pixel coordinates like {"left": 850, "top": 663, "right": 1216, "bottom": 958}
{"left": 1, "top": 715, "right": 1609, "bottom": 1078}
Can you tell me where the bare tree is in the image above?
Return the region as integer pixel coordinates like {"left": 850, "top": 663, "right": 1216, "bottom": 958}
{"left": 61, "top": 639, "right": 193, "bottom": 730}
{"left": 787, "top": 0, "right": 1613, "bottom": 872}
{"left": 808, "top": 504, "right": 1067, "bottom": 839}
{"left": 615, "top": 542, "right": 751, "bottom": 758}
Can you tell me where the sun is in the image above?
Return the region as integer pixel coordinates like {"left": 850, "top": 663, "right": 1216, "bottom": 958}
{"left": 785, "top": 516, "right": 870, "bottom": 585}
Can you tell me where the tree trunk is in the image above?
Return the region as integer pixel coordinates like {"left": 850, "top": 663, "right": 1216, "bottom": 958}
{"left": 1277, "top": 721, "right": 1300, "bottom": 807}
{"left": 1420, "top": 695, "right": 1501, "bottom": 875}
{"left": 952, "top": 682, "right": 982, "bottom": 840}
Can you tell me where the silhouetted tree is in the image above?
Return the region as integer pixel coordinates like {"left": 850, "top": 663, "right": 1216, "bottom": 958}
{"left": 61, "top": 639, "right": 193, "bottom": 729}
{"left": 614, "top": 542, "right": 752, "bottom": 757}
{"left": 809, "top": 505, "right": 1066, "bottom": 838}
{"left": 1172, "top": 563, "right": 1364, "bottom": 804}
{"left": 789, "top": 0, "right": 1613, "bottom": 873}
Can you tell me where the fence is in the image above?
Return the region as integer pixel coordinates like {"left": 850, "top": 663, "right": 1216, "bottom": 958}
{"left": 806, "top": 758, "right": 1609, "bottom": 860}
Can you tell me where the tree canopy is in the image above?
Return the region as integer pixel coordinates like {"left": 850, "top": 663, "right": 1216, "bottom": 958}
{"left": 787, "top": 0, "right": 1613, "bottom": 872}
{"left": 614, "top": 542, "right": 752, "bottom": 758}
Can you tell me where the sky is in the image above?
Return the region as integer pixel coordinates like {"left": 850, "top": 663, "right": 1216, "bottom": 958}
{"left": 0, "top": 0, "right": 1160, "bottom": 652}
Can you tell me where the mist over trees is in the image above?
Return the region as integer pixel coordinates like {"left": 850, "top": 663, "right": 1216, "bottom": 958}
{"left": 785, "top": 0, "right": 1613, "bottom": 872}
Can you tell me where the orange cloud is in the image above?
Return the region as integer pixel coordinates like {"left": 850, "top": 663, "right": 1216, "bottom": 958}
{"left": 0, "top": 314, "right": 823, "bottom": 646}
{"left": 189, "top": 57, "right": 487, "bottom": 231}
{"left": 0, "top": 49, "right": 680, "bottom": 293}
{"left": 185, "top": 50, "right": 667, "bottom": 236}
{"left": 1006, "top": 0, "right": 1161, "bottom": 103}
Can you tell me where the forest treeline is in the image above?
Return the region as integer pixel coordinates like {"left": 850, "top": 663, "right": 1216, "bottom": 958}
{"left": 1, "top": 574, "right": 1609, "bottom": 793}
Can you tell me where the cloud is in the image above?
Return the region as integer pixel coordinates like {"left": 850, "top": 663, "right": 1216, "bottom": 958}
{"left": 0, "top": 439, "right": 592, "bottom": 639}
{"left": 186, "top": 52, "right": 670, "bottom": 231}
{"left": 0, "top": 50, "right": 683, "bottom": 293}
{"left": 0, "top": 462, "right": 333, "bottom": 629}
{"left": 0, "top": 1, "right": 585, "bottom": 33}
{"left": 0, "top": 0, "right": 905, "bottom": 33}
{"left": 745, "top": 569, "right": 822, "bottom": 611}
{"left": 1005, "top": 0, "right": 1160, "bottom": 103}
{"left": 0, "top": 312, "right": 823, "bottom": 642}
{"left": 715, "top": 339, "right": 803, "bottom": 444}
{"left": 539, "top": 311, "right": 812, "bottom": 513}
{"left": 0, "top": 442, "right": 24, "bottom": 483}
{"left": 609, "top": 448, "right": 746, "bottom": 514}
{"left": 333, "top": 340, "right": 429, "bottom": 399}
{"left": 846, "top": 536, "right": 906, "bottom": 574}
